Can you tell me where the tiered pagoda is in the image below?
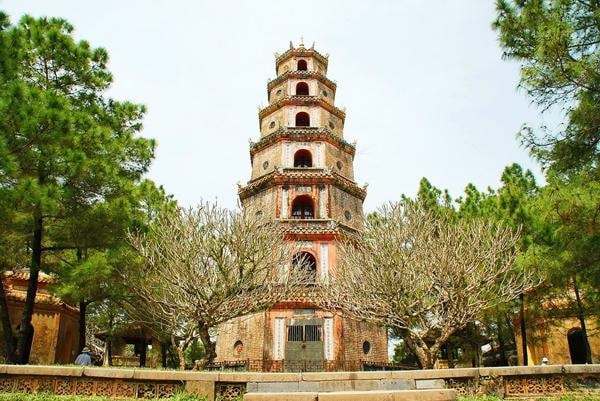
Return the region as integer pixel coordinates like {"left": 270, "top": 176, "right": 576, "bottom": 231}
{"left": 215, "top": 41, "right": 388, "bottom": 372}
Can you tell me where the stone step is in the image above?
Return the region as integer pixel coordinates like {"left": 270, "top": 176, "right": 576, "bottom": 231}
{"left": 244, "top": 389, "right": 456, "bottom": 401}
{"left": 244, "top": 393, "right": 317, "bottom": 401}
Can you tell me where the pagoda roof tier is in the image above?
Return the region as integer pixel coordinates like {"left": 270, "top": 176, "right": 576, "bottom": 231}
{"left": 259, "top": 96, "right": 346, "bottom": 124}
{"left": 250, "top": 127, "right": 355, "bottom": 158}
{"left": 267, "top": 70, "right": 336, "bottom": 93}
{"left": 276, "top": 46, "right": 329, "bottom": 69}
{"left": 238, "top": 167, "right": 367, "bottom": 201}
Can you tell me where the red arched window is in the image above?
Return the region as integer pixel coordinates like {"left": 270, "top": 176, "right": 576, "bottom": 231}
{"left": 295, "top": 112, "right": 310, "bottom": 127}
{"left": 292, "top": 195, "right": 314, "bottom": 219}
{"left": 292, "top": 251, "right": 317, "bottom": 283}
{"left": 297, "top": 60, "right": 307, "bottom": 71}
{"left": 294, "top": 149, "right": 312, "bottom": 167}
{"left": 295, "top": 82, "right": 309, "bottom": 96}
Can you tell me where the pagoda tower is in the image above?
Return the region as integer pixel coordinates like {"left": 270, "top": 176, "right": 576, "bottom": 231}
{"left": 215, "top": 42, "right": 388, "bottom": 371}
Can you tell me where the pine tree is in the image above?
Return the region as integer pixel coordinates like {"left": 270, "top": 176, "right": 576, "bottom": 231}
{"left": 0, "top": 14, "right": 155, "bottom": 363}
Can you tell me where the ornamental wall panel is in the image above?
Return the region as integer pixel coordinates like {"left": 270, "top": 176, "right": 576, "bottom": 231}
{"left": 273, "top": 317, "right": 285, "bottom": 360}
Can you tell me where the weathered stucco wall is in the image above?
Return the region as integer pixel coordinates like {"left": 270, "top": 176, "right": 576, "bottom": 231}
{"left": 215, "top": 312, "right": 267, "bottom": 362}
{"left": 329, "top": 186, "right": 364, "bottom": 231}
{"left": 2, "top": 302, "right": 79, "bottom": 365}
{"left": 515, "top": 316, "right": 600, "bottom": 365}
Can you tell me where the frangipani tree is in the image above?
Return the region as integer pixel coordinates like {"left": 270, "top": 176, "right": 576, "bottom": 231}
{"left": 324, "top": 201, "right": 540, "bottom": 369}
{"left": 124, "top": 202, "right": 306, "bottom": 369}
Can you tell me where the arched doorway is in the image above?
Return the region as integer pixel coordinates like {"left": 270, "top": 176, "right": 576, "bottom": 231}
{"left": 295, "top": 112, "right": 310, "bottom": 127}
{"left": 292, "top": 251, "right": 317, "bottom": 283}
{"left": 296, "top": 82, "right": 309, "bottom": 96}
{"left": 297, "top": 60, "right": 307, "bottom": 71}
{"left": 568, "top": 328, "right": 587, "bottom": 364}
{"left": 294, "top": 149, "right": 312, "bottom": 167}
{"left": 291, "top": 195, "right": 314, "bottom": 219}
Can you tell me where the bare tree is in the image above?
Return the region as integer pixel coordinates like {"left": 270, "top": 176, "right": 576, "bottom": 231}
{"left": 323, "top": 202, "right": 540, "bottom": 369}
{"left": 123, "top": 203, "right": 305, "bottom": 369}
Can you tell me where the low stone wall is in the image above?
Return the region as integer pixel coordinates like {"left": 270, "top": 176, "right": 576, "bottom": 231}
{"left": 0, "top": 364, "right": 598, "bottom": 400}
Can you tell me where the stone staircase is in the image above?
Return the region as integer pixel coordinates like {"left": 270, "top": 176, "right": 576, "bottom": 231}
{"left": 242, "top": 376, "right": 455, "bottom": 401}
{"left": 244, "top": 389, "right": 455, "bottom": 400}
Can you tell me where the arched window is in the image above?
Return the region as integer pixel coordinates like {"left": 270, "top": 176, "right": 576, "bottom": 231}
{"left": 295, "top": 112, "right": 310, "bottom": 127}
{"left": 297, "top": 60, "right": 307, "bottom": 71}
{"left": 295, "top": 82, "right": 309, "bottom": 96}
{"left": 292, "top": 251, "right": 317, "bottom": 283}
{"left": 294, "top": 149, "right": 312, "bottom": 167}
{"left": 233, "top": 340, "right": 244, "bottom": 359}
{"left": 568, "top": 328, "right": 587, "bottom": 364}
{"left": 291, "top": 195, "right": 314, "bottom": 219}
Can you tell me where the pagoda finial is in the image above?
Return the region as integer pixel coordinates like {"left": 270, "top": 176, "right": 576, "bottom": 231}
{"left": 311, "top": 41, "right": 315, "bottom": 49}
{"left": 289, "top": 40, "right": 293, "bottom": 49}
{"left": 299, "top": 36, "right": 304, "bottom": 47}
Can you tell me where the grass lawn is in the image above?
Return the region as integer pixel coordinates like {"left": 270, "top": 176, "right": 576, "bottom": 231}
{"left": 458, "top": 397, "right": 600, "bottom": 401}
{"left": 0, "top": 394, "right": 598, "bottom": 401}
{"left": 0, "top": 395, "right": 207, "bottom": 401}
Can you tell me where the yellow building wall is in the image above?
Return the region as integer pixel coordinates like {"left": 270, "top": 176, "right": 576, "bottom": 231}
{"left": 515, "top": 316, "right": 600, "bottom": 365}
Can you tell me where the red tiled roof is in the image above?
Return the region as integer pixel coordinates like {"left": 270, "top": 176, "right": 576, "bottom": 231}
{"left": 2, "top": 269, "right": 78, "bottom": 313}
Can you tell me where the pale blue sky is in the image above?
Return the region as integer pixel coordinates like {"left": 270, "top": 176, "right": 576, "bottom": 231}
{"left": 2, "top": 1, "right": 554, "bottom": 211}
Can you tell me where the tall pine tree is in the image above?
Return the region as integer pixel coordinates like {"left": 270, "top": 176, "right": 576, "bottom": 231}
{"left": 0, "top": 14, "right": 155, "bottom": 363}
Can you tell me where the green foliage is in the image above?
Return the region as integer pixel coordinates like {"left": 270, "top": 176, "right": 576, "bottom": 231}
{"left": 458, "top": 397, "right": 600, "bottom": 401}
{"left": 493, "top": 0, "right": 600, "bottom": 176}
{"left": 184, "top": 340, "right": 206, "bottom": 366}
{"left": 391, "top": 338, "right": 420, "bottom": 367}
{"left": 519, "top": 170, "right": 600, "bottom": 317}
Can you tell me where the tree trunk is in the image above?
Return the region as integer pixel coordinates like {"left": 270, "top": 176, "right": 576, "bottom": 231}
{"left": 519, "top": 293, "right": 528, "bottom": 366}
{"left": 496, "top": 317, "right": 509, "bottom": 366}
{"left": 198, "top": 324, "right": 216, "bottom": 369}
{"left": 107, "top": 338, "right": 113, "bottom": 366}
{"left": 176, "top": 346, "right": 185, "bottom": 370}
{"left": 0, "top": 277, "right": 17, "bottom": 363}
{"left": 139, "top": 340, "right": 147, "bottom": 368}
{"left": 402, "top": 333, "right": 431, "bottom": 369}
{"left": 572, "top": 274, "right": 592, "bottom": 364}
{"left": 160, "top": 343, "right": 168, "bottom": 368}
{"left": 16, "top": 208, "right": 43, "bottom": 364}
{"left": 171, "top": 335, "right": 186, "bottom": 370}
{"left": 78, "top": 300, "right": 88, "bottom": 354}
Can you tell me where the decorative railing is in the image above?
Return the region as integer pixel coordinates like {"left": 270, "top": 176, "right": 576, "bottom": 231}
{"left": 0, "top": 364, "right": 598, "bottom": 400}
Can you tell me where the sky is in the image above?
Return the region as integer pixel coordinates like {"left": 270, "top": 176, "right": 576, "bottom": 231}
{"left": 1, "top": 1, "right": 556, "bottom": 212}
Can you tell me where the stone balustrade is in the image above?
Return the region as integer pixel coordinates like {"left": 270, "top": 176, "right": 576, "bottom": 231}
{"left": 0, "top": 364, "right": 598, "bottom": 400}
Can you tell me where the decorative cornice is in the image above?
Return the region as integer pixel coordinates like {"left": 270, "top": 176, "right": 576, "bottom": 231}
{"left": 276, "top": 47, "right": 329, "bottom": 69}
{"left": 250, "top": 127, "right": 355, "bottom": 158}
{"left": 238, "top": 167, "right": 367, "bottom": 201}
{"left": 267, "top": 71, "right": 336, "bottom": 92}
{"left": 259, "top": 96, "right": 346, "bottom": 123}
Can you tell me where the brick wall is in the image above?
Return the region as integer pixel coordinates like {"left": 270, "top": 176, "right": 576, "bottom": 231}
{"left": 341, "top": 317, "right": 388, "bottom": 363}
